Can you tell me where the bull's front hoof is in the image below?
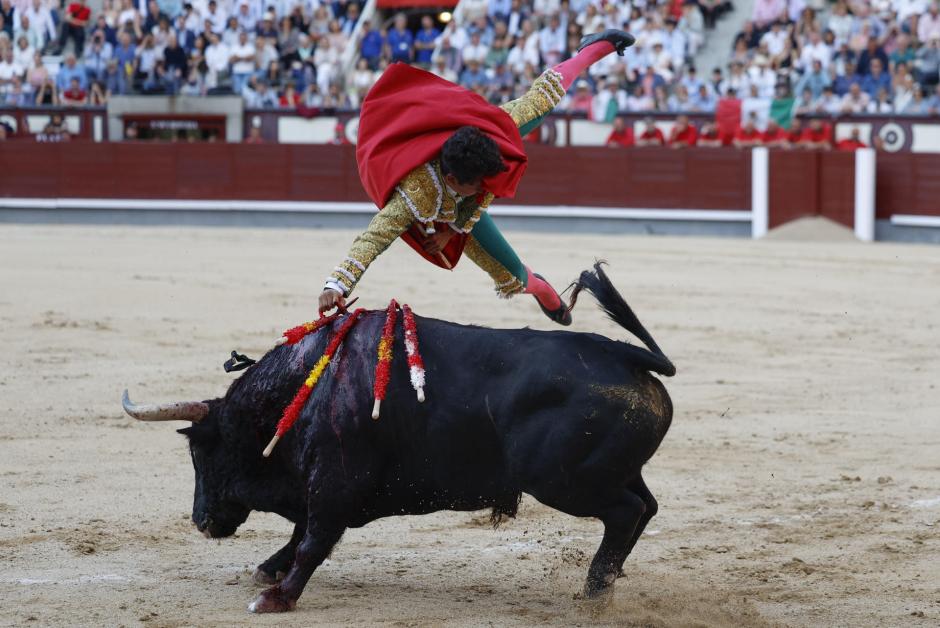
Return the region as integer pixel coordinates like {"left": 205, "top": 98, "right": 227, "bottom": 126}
{"left": 252, "top": 567, "right": 285, "bottom": 585}
{"left": 247, "top": 587, "right": 296, "bottom": 613}
{"left": 582, "top": 574, "right": 616, "bottom": 600}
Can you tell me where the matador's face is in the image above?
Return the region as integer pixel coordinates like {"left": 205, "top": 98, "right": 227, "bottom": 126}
{"left": 444, "top": 173, "right": 484, "bottom": 198}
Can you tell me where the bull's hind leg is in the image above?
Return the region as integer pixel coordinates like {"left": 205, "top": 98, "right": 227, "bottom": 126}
{"left": 584, "top": 490, "right": 648, "bottom": 598}
{"left": 253, "top": 522, "right": 305, "bottom": 585}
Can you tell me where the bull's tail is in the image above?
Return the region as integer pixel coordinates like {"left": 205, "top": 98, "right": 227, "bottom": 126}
{"left": 573, "top": 262, "right": 676, "bottom": 377}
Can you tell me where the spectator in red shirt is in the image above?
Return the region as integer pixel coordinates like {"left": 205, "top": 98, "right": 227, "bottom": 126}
{"left": 798, "top": 118, "right": 832, "bottom": 150}
{"left": 733, "top": 114, "right": 762, "bottom": 148}
{"left": 279, "top": 82, "right": 301, "bottom": 108}
{"left": 786, "top": 118, "right": 803, "bottom": 147}
{"left": 836, "top": 128, "right": 867, "bottom": 151}
{"left": 605, "top": 117, "right": 634, "bottom": 147}
{"left": 330, "top": 122, "right": 351, "bottom": 146}
{"left": 56, "top": 0, "right": 90, "bottom": 55}
{"left": 635, "top": 117, "right": 665, "bottom": 147}
{"left": 696, "top": 121, "right": 724, "bottom": 147}
{"left": 761, "top": 120, "right": 788, "bottom": 147}
{"left": 61, "top": 77, "right": 87, "bottom": 105}
{"left": 667, "top": 114, "right": 698, "bottom": 148}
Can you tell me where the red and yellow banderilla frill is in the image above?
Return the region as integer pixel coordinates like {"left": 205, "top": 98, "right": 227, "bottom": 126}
{"left": 263, "top": 308, "right": 365, "bottom": 457}
{"left": 371, "top": 299, "right": 399, "bottom": 419}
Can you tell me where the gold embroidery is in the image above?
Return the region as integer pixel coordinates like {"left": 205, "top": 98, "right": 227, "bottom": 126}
{"left": 464, "top": 235, "right": 525, "bottom": 298}
{"left": 500, "top": 69, "right": 564, "bottom": 130}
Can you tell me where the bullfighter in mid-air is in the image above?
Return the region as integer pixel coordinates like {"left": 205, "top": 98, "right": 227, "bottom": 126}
{"left": 318, "top": 30, "right": 636, "bottom": 325}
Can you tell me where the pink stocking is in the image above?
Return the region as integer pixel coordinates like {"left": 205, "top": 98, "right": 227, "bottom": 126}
{"left": 524, "top": 267, "right": 562, "bottom": 311}
{"left": 552, "top": 41, "right": 616, "bottom": 91}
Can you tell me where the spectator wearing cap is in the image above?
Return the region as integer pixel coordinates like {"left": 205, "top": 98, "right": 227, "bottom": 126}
{"left": 840, "top": 81, "right": 870, "bottom": 113}
{"left": 794, "top": 59, "right": 830, "bottom": 99}
{"left": 836, "top": 128, "right": 867, "bottom": 151}
{"left": 761, "top": 119, "right": 788, "bottom": 147}
{"left": 229, "top": 30, "right": 255, "bottom": 95}
{"left": 257, "top": 12, "right": 277, "bottom": 40}
{"left": 732, "top": 113, "right": 762, "bottom": 148}
{"left": 387, "top": 13, "right": 413, "bottom": 63}
{"left": 798, "top": 118, "right": 832, "bottom": 149}
{"left": 919, "top": 3, "right": 940, "bottom": 44}
{"left": 414, "top": 15, "right": 439, "bottom": 68}
{"left": 667, "top": 114, "right": 698, "bottom": 147}
{"left": 860, "top": 57, "right": 890, "bottom": 98}
{"left": 689, "top": 83, "right": 717, "bottom": 111}
{"left": 605, "top": 116, "right": 634, "bottom": 147}
{"left": 636, "top": 117, "right": 665, "bottom": 146}
{"left": 56, "top": 0, "right": 90, "bottom": 55}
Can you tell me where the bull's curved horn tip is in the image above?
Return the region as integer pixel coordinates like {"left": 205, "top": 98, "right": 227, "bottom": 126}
{"left": 372, "top": 399, "right": 381, "bottom": 420}
{"left": 416, "top": 388, "right": 425, "bottom": 403}
{"left": 275, "top": 336, "right": 288, "bottom": 346}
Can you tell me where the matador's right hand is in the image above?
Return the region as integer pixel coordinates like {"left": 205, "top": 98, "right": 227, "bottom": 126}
{"left": 318, "top": 289, "right": 345, "bottom": 315}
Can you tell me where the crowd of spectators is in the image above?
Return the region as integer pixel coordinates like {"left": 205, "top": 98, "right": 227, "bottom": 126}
{"left": 0, "top": 0, "right": 939, "bottom": 131}
{"left": 603, "top": 113, "right": 873, "bottom": 149}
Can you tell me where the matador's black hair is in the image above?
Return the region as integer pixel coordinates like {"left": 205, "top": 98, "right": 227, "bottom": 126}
{"left": 440, "top": 126, "right": 508, "bottom": 185}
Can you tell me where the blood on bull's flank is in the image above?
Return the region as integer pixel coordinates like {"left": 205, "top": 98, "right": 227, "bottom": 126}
{"left": 122, "top": 264, "right": 675, "bottom": 614}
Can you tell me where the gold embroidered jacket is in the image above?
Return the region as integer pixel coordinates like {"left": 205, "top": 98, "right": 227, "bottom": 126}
{"left": 325, "top": 69, "right": 565, "bottom": 297}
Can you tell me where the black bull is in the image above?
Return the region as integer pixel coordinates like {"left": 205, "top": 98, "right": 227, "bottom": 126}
{"left": 122, "top": 265, "right": 675, "bottom": 613}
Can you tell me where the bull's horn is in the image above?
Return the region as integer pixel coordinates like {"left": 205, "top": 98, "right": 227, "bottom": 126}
{"left": 122, "top": 389, "right": 209, "bottom": 422}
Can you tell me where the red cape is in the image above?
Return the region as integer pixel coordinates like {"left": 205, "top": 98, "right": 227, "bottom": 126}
{"left": 356, "top": 64, "right": 528, "bottom": 268}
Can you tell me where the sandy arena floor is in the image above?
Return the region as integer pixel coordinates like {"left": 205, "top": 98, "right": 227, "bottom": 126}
{"left": 1, "top": 224, "right": 938, "bottom": 627}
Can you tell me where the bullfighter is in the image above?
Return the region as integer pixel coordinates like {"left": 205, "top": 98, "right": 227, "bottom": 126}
{"left": 319, "top": 30, "right": 636, "bottom": 325}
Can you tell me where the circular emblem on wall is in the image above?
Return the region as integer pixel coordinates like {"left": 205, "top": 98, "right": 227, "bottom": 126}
{"left": 875, "top": 122, "right": 907, "bottom": 152}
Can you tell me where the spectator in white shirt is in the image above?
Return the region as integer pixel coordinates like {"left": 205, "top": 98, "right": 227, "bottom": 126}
{"left": 919, "top": 3, "right": 940, "bottom": 43}
{"left": 840, "top": 82, "right": 870, "bottom": 113}
{"left": 23, "top": 0, "right": 54, "bottom": 48}
{"left": 229, "top": 29, "right": 255, "bottom": 94}
{"left": 538, "top": 13, "right": 565, "bottom": 66}
{"left": 204, "top": 31, "right": 228, "bottom": 87}
{"left": 461, "top": 30, "right": 488, "bottom": 65}
{"left": 799, "top": 30, "right": 832, "bottom": 72}
{"left": 234, "top": 0, "right": 256, "bottom": 33}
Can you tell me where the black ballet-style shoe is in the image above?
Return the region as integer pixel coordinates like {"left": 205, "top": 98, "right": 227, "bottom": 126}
{"left": 534, "top": 273, "right": 573, "bottom": 326}
{"left": 577, "top": 29, "right": 637, "bottom": 56}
